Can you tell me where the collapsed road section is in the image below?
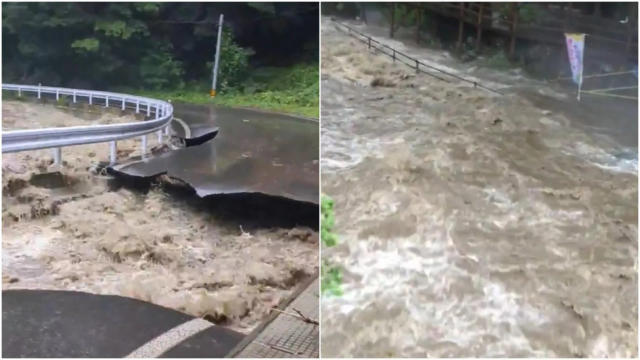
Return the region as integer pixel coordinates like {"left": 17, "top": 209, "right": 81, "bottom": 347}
{"left": 112, "top": 103, "right": 319, "bottom": 205}
{"left": 2, "top": 87, "right": 319, "bottom": 357}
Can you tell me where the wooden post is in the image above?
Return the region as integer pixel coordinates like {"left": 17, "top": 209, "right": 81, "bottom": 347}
{"left": 509, "top": 3, "right": 518, "bottom": 59}
{"left": 475, "top": 4, "right": 484, "bottom": 52}
{"left": 565, "top": 3, "right": 573, "bottom": 31}
{"left": 626, "top": 3, "right": 636, "bottom": 56}
{"left": 457, "top": 3, "right": 465, "bottom": 51}
{"left": 593, "top": 3, "right": 601, "bottom": 18}
{"left": 390, "top": 3, "right": 396, "bottom": 38}
{"left": 415, "top": 5, "right": 422, "bottom": 45}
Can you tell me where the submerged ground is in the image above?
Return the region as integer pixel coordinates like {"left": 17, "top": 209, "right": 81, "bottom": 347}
{"left": 321, "top": 17, "right": 637, "bottom": 357}
{"left": 2, "top": 100, "right": 318, "bottom": 334}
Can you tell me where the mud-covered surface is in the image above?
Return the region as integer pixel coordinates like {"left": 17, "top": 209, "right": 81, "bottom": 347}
{"left": 320, "top": 18, "right": 637, "bottom": 357}
{"left": 2, "top": 100, "right": 319, "bottom": 334}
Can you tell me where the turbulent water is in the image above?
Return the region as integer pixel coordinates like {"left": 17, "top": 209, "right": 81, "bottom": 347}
{"left": 2, "top": 100, "right": 318, "bottom": 333}
{"left": 320, "top": 18, "right": 637, "bottom": 357}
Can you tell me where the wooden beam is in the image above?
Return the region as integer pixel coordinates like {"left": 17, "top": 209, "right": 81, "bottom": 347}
{"left": 475, "top": 3, "right": 484, "bottom": 52}
{"left": 509, "top": 3, "right": 518, "bottom": 59}
{"left": 415, "top": 5, "right": 422, "bottom": 44}
{"left": 457, "top": 2, "right": 465, "bottom": 51}
{"left": 389, "top": 3, "right": 396, "bottom": 38}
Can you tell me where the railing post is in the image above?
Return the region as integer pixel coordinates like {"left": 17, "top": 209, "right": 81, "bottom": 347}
{"left": 18, "top": 88, "right": 21, "bottom": 97}
{"left": 157, "top": 130, "right": 163, "bottom": 144}
{"left": 147, "top": 103, "right": 150, "bottom": 116}
{"left": 136, "top": 100, "right": 140, "bottom": 113}
{"left": 110, "top": 141, "right": 117, "bottom": 165}
{"left": 89, "top": 93, "right": 92, "bottom": 105}
{"left": 415, "top": 60, "right": 419, "bottom": 74}
{"left": 38, "top": 83, "right": 41, "bottom": 99}
{"left": 122, "top": 98, "right": 125, "bottom": 111}
{"left": 56, "top": 90, "right": 59, "bottom": 101}
{"left": 140, "top": 135, "right": 147, "bottom": 157}
{"left": 155, "top": 104, "right": 159, "bottom": 119}
{"left": 392, "top": 49, "right": 396, "bottom": 62}
{"left": 73, "top": 91, "right": 77, "bottom": 103}
{"left": 52, "top": 147, "right": 62, "bottom": 167}
{"left": 105, "top": 96, "right": 109, "bottom": 108}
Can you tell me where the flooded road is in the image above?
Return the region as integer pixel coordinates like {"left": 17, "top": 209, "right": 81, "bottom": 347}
{"left": 114, "top": 104, "right": 319, "bottom": 204}
{"left": 320, "top": 18, "right": 637, "bottom": 357}
{"left": 2, "top": 100, "right": 319, "bottom": 333}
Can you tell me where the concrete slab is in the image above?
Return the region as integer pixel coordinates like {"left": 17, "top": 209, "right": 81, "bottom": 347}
{"left": 229, "top": 278, "right": 319, "bottom": 358}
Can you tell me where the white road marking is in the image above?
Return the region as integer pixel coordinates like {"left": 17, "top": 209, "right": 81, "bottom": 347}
{"left": 126, "top": 318, "right": 213, "bottom": 358}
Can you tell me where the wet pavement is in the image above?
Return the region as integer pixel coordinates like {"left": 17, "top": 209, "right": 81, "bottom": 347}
{"left": 2, "top": 290, "right": 243, "bottom": 358}
{"left": 113, "top": 104, "right": 319, "bottom": 204}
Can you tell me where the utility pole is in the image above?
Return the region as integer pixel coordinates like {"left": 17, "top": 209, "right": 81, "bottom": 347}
{"left": 210, "top": 14, "right": 224, "bottom": 97}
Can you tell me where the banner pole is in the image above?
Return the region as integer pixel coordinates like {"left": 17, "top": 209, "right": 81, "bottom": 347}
{"left": 578, "top": 77, "right": 582, "bottom": 101}
{"left": 577, "top": 35, "right": 586, "bottom": 101}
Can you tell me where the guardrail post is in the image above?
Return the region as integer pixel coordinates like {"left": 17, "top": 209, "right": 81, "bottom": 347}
{"left": 155, "top": 104, "right": 159, "bottom": 119}
{"left": 368, "top": 37, "right": 371, "bottom": 49}
{"left": 392, "top": 49, "right": 396, "bottom": 62}
{"left": 89, "top": 94, "right": 92, "bottom": 105}
{"left": 109, "top": 141, "right": 117, "bottom": 165}
{"left": 140, "top": 135, "right": 147, "bottom": 157}
{"left": 415, "top": 60, "right": 419, "bottom": 74}
{"left": 52, "top": 148, "right": 62, "bottom": 167}
{"left": 147, "top": 103, "right": 150, "bottom": 116}
{"left": 38, "top": 84, "right": 41, "bottom": 99}
{"left": 122, "top": 98, "right": 125, "bottom": 111}
{"left": 136, "top": 100, "right": 140, "bottom": 113}
{"left": 18, "top": 88, "right": 21, "bottom": 97}
{"left": 105, "top": 96, "right": 109, "bottom": 108}
{"left": 73, "top": 91, "right": 77, "bottom": 103}
{"left": 56, "top": 90, "right": 59, "bottom": 101}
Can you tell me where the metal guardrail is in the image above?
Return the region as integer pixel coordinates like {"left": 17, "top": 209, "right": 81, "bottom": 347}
{"left": 2, "top": 84, "right": 174, "bottom": 165}
{"left": 332, "top": 20, "right": 504, "bottom": 95}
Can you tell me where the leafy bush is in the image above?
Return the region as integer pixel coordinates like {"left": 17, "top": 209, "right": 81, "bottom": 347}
{"left": 321, "top": 195, "right": 342, "bottom": 296}
{"left": 321, "top": 195, "right": 337, "bottom": 247}
{"left": 208, "top": 26, "right": 250, "bottom": 91}
{"left": 140, "top": 44, "right": 185, "bottom": 90}
{"left": 481, "top": 51, "right": 515, "bottom": 70}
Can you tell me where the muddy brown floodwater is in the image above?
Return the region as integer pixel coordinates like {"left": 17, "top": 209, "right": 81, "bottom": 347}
{"left": 320, "top": 18, "right": 637, "bottom": 357}
{"left": 2, "top": 99, "right": 318, "bottom": 333}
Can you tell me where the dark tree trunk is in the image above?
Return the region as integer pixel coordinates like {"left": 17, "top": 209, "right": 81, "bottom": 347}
{"left": 390, "top": 3, "right": 396, "bottom": 38}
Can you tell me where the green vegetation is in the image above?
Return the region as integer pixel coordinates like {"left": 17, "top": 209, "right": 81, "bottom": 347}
{"left": 3, "top": 3, "right": 318, "bottom": 117}
{"left": 132, "top": 63, "right": 318, "bottom": 118}
{"left": 480, "top": 50, "right": 518, "bottom": 70}
{"left": 321, "top": 195, "right": 343, "bottom": 296}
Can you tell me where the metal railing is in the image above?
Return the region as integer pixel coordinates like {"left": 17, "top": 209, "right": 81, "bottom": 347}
{"left": 2, "top": 83, "right": 174, "bottom": 165}
{"left": 332, "top": 20, "right": 505, "bottom": 95}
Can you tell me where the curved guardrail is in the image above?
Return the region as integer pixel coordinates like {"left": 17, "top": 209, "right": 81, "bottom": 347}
{"left": 2, "top": 83, "right": 174, "bottom": 164}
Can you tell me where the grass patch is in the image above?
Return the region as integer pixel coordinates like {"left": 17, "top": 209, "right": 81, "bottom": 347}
{"left": 125, "top": 63, "right": 318, "bottom": 118}
{"left": 479, "top": 50, "right": 518, "bottom": 70}
{"left": 321, "top": 194, "right": 343, "bottom": 296}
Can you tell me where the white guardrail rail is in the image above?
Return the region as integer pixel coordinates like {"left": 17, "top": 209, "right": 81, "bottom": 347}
{"left": 2, "top": 83, "right": 173, "bottom": 165}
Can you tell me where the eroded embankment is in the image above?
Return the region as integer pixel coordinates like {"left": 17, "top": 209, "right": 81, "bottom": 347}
{"left": 321, "top": 18, "right": 637, "bottom": 357}
{"left": 2, "top": 100, "right": 319, "bottom": 333}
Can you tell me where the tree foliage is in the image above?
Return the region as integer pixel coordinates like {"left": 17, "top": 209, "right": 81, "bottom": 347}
{"left": 2, "top": 2, "right": 317, "bottom": 91}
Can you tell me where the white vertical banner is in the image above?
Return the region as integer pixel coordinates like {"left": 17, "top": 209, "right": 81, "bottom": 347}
{"left": 564, "top": 33, "right": 586, "bottom": 100}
